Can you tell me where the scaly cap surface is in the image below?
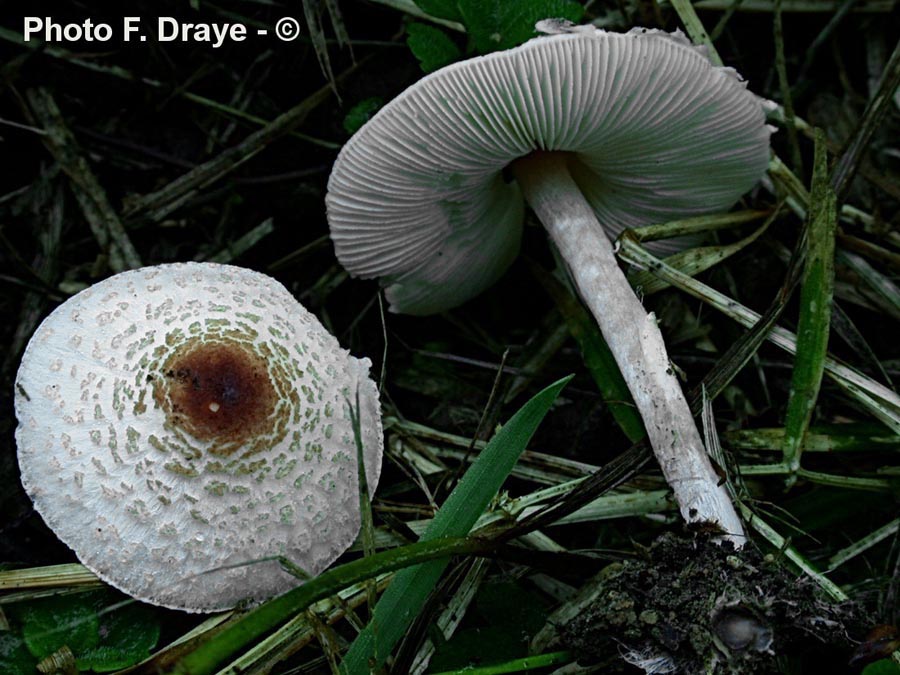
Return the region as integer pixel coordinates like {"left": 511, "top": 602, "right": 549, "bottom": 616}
{"left": 15, "top": 262, "right": 383, "bottom": 612}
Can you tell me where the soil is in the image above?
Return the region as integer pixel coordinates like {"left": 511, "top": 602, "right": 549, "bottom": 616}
{"left": 562, "top": 533, "right": 866, "bottom": 674}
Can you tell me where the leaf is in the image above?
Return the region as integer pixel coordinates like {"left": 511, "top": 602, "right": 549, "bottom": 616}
{"left": 9, "top": 592, "right": 160, "bottom": 672}
{"left": 19, "top": 593, "right": 100, "bottom": 660}
{"left": 323, "top": 0, "right": 353, "bottom": 53}
{"left": 667, "top": 0, "right": 723, "bottom": 66}
{"left": 782, "top": 130, "right": 837, "bottom": 474}
{"left": 428, "top": 625, "right": 524, "bottom": 671}
{"left": 457, "top": 0, "right": 584, "bottom": 54}
{"left": 430, "top": 580, "right": 549, "bottom": 670}
{"left": 0, "top": 633, "right": 36, "bottom": 675}
{"left": 406, "top": 22, "right": 462, "bottom": 73}
{"left": 339, "top": 375, "right": 573, "bottom": 674}
{"left": 863, "top": 659, "right": 900, "bottom": 675}
{"left": 343, "top": 97, "right": 383, "bottom": 134}
{"left": 76, "top": 603, "right": 161, "bottom": 672}
{"left": 413, "top": 0, "right": 464, "bottom": 22}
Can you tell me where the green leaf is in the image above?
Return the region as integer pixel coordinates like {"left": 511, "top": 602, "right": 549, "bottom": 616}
{"left": 429, "top": 625, "right": 524, "bottom": 671}
{"left": 342, "top": 97, "right": 383, "bottom": 135}
{"left": 667, "top": 0, "right": 723, "bottom": 66}
{"left": 9, "top": 592, "right": 160, "bottom": 672}
{"left": 339, "top": 375, "right": 573, "bottom": 674}
{"left": 863, "top": 659, "right": 900, "bottom": 675}
{"left": 457, "top": 0, "right": 583, "bottom": 53}
{"left": 430, "top": 581, "right": 548, "bottom": 670}
{"left": 76, "top": 603, "right": 161, "bottom": 672}
{"left": 406, "top": 22, "right": 462, "bottom": 73}
{"left": 413, "top": 0, "right": 464, "bottom": 22}
{"left": 782, "top": 130, "right": 837, "bottom": 475}
{"left": 474, "top": 581, "right": 547, "bottom": 631}
{"left": 19, "top": 594, "right": 100, "bottom": 660}
{"left": 429, "top": 650, "right": 573, "bottom": 674}
{"left": 0, "top": 633, "right": 37, "bottom": 675}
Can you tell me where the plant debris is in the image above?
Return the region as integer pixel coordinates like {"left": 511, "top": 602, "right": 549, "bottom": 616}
{"left": 561, "top": 533, "right": 866, "bottom": 674}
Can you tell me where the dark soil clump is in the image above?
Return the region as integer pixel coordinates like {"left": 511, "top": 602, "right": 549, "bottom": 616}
{"left": 562, "top": 533, "right": 865, "bottom": 674}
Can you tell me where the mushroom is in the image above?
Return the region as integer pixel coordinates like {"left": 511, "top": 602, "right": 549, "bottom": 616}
{"left": 14, "top": 262, "right": 383, "bottom": 612}
{"left": 326, "top": 26, "right": 772, "bottom": 543}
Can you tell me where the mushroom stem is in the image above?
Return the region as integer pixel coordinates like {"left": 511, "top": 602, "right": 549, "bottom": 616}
{"left": 512, "top": 152, "right": 745, "bottom": 545}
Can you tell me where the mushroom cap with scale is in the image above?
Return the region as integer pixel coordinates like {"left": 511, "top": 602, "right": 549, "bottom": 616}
{"left": 15, "top": 262, "right": 383, "bottom": 612}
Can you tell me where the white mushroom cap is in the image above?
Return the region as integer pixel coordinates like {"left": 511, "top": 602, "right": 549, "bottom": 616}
{"left": 327, "top": 27, "right": 773, "bottom": 315}
{"left": 14, "top": 262, "right": 383, "bottom": 612}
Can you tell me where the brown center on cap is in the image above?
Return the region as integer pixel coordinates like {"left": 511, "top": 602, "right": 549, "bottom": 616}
{"left": 154, "top": 337, "right": 277, "bottom": 452}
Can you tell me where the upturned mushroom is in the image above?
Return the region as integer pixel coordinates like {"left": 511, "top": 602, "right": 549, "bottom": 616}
{"left": 14, "top": 262, "right": 383, "bottom": 612}
{"left": 326, "top": 26, "right": 773, "bottom": 543}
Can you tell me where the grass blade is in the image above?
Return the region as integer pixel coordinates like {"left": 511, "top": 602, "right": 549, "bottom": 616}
{"left": 773, "top": 0, "right": 804, "bottom": 179}
{"left": 0, "top": 565, "right": 101, "bottom": 590}
{"left": 629, "top": 212, "right": 775, "bottom": 296}
{"left": 171, "top": 537, "right": 493, "bottom": 675}
{"left": 339, "top": 375, "right": 573, "bottom": 674}
{"left": 836, "top": 249, "right": 900, "bottom": 321}
{"left": 428, "top": 650, "right": 573, "bottom": 674}
{"left": 628, "top": 209, "right": 772, "bottom": 243}
{"left": 203, "top": 218, "right": 274, "bottom": 264}
{"left": 26, "top": 88, "right": 141, "bottom": 272}
{"left": 408, "top": 558, "right": 489, "bottom": 673}
{"left": 668, "top": 0, "right": 723, "bottom": 65}
{"left": 830, "top": 38, "right": 900, "bottom": 202}
{"left": 348, "top": 388, "right": 377, "bottom": 613}
{"left": 828, "top": 517, "right": 900, "bottom": 570}
{"left": 617, "top": 235, "right": 900, "bottom": 434}
{"left": 303, "top": 0, "right": 339, "bottom": 96}
{"left": 782, "top": 131, "right": 837, "bottom": 476}
{"left": 738, "top": 503, "right": 847, "bottom": 602}
{"left": 724, "top": 424, "right": 900, "bottom": 453}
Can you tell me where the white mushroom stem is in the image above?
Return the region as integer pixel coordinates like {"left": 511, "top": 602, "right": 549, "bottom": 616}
{"left": 513, "top": 152, "right": 745, "bottom": 545}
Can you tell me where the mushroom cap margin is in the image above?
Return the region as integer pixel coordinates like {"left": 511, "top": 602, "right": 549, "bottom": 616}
{"left": 326, "top": 27, "right": 772, "bottom": 315}
{"left": 14, "top": 262, "right": 383, "bottom": 612}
